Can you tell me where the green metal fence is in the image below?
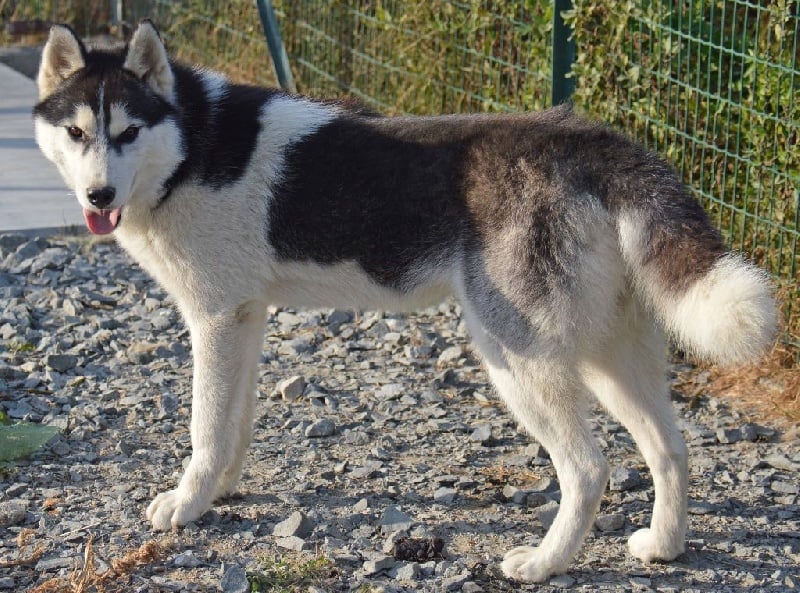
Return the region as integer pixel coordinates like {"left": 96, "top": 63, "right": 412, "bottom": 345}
{"left": 2, "top": 1, "right": 798, "bottom": 347}
{"left": 566, "top": 0, "right": 799, "bottom": 349}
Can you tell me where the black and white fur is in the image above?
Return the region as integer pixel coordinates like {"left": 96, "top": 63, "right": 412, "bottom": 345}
{"left": 33, "top": 21, "right": 778, "bottom": 583}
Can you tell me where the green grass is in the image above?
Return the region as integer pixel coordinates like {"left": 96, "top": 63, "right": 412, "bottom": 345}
{"left": 248, "top": 554, "right": 338, "bottom": 593}
{"left": 5, "top": 340, "right": 35, "bottom": 354}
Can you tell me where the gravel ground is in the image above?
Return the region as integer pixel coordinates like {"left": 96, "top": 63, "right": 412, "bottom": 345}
{"left": 0, "top": 234, "right": 798, "bottom": 592}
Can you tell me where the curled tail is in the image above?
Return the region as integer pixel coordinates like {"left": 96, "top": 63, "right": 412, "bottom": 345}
{"left": 615, "top": 195, "right": 777, "bottom": 366}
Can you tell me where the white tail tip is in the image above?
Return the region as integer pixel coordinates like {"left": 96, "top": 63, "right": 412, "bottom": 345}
{"left": 668, "top": 255, "right": 778, "bottom": 365}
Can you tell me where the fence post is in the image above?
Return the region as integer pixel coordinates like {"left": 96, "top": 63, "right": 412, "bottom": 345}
{"left": 256, "top": 0, "right": 297, "bottom": 93}
{"left": 109, "top": 0, "right": 123, "bottom": 25}
{"left": 551, "top": 0, "right": 575, "bottom": 105}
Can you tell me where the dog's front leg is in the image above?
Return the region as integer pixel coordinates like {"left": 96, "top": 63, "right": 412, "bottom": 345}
{"left": 146, "top": 301, "right": 265, "bottom": 530}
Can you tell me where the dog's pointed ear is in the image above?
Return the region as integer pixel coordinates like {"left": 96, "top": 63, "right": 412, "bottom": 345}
{"left": 123, "top": 19, "right": 174, "bottom": 101}
{"left": 37, "top": 25, "right": 86, "bottom": 100}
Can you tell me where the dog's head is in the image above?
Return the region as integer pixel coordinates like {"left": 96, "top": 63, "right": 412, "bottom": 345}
{"left": 33, "top": 20, "right": 183, "bottom": 234}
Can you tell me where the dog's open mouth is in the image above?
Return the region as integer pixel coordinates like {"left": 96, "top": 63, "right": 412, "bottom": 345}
{"left": 83, "top": 208, "right": 122, "bottom": 235}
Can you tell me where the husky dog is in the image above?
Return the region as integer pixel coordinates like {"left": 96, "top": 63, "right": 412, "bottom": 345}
{"left": 34, "top": 20, "right": 777, "bottom": 583}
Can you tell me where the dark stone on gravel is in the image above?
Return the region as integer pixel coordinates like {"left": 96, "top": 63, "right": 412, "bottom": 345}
{"left": 46, "top": 354, "right": 78, "bottom": 372}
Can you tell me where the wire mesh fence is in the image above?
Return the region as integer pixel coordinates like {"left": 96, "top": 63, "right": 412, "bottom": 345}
{"left": 2, "top": 0, "right": 797, "bottom": 347}
{"left": 275, "top": 1, "right": 555, "bottom": 114}
{"left": 567, "top": 0, "right": 799, "bottom": 349}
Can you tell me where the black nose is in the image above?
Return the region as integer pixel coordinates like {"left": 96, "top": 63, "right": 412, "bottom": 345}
{"left": 87, "top": 186, "right": 116, "bottom": 209}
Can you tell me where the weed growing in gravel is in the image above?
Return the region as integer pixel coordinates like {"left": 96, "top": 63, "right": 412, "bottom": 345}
{"left": 249, "top": 554, "right": 338, "bottom": 592}
{"left": 5, "top": 339, "right": 35, "bottom": 353}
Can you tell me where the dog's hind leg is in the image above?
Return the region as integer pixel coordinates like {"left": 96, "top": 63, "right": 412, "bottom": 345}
{"left": 462, "top": 306, "right": 609, "bottom": 583}
{"left": 147, "top": 300, "right": 266, "bottom": 530}
{"left": 581, "top": 299, "right": 688, "bottom": 563}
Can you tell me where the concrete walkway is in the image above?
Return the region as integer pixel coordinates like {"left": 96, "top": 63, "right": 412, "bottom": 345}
{"left": 0, "top": 62, "right": 84, "bottom": 236}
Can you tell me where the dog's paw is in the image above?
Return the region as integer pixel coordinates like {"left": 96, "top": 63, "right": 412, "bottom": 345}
{"left": 628, "top": 528, "right": 684, "bottom": 563}
{"left": 145, "top": 489, "right": 209, "bottom": 531}
{"left": 501, "top": 546, "right": 565, "bottom": 584}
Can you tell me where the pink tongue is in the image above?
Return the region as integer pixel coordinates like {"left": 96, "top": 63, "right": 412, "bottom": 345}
{"left": 83, "top": 208, "right": 122, "bottom": 235}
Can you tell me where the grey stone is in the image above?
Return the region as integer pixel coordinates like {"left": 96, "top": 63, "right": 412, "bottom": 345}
{"left": 279, "top": 336, "right": 314, "bottom": 355}
{"left": 31, "top": 247, "right": 71, "bottom": 272}
{"left": 771, "top": 480, "right": 799, "bottom": 495}
{"left": 462, "top": 583, "right": 484, "bottom": 593}
{"left": 351, "top": 461, "right": 383, "bottom": 479}
{"left": 0, "top": 501, "right": 26, "bottom": 527}
{"left": 376, "top": 383, "right": 405, "bottom": 401}
{"left": 433, "top": 487, "right": 457, "bottom": 504}
{"left": 437, "top": 345, "right": 464, "bottom": 365}
{"left": 525, "top": 492, "right": 549, "bottom": 508}
{"left": 305, "top": 418, "right": 336, "bottom": 438}
{"left": 173, "top": 550, "right": 202, "bottom": 568}
{"left": 763, "top": 453, "right": 799, "bottom": 472}
{"left": 275, "top": 375, "right": 306, "bottom": 400}
{"left": 382, "top": 530, "right": 408, "bottom": 555}
{"left": 0, "top": 577, "right": 14, "bottom": 590}
{"left": 276, "top": 311, "right": 302, "bottom": 326}
{"left": 276, "top": 536, "right": 307, "bottom": 551}
{"left": 549, "top": 574, "right": 576, "bottom": 587}
{"left": 392, "top": 561, "right": 420, "bottom": 581}
{"left": 716, "top": 428, "right": 743, "bottom": 444}
{"left": 363, "top": 554, "right": 395, "bottom": 575}
{"left": 5, "top": 483, "right": 27, "bottom": 497}
{"left": 630, "top": 576, "right": 653, "bottom": 589}
{"left": 13, "top": 239, "right": 46, "bottom": 261}
{"left": 4, "top": 400, "right": 32, "bottom": 419}
{"left": 529, "top": 477, "right": 557, "bottom": 492}
{"left": 469, "top": 424, "right": 492, "bottom": 443}
{"left": 126, "top": 343, "right": 154, "bottom": 365}
{"left": 740, "top": 423, "right": 759, "bottom": 442}
{"left": 380, "top": 506, "right": 414, "bottom": 534}
{"left": 443, "top": 571, "right": 471, "bottom": 591}
{"left": 220, "top": 565, "right": 249, "bottom": 593}
{"left": 45, "top": 354, "right": 78, "bottom": 372}
{"left": 595, "top": 512, "right": 625, "bottom": 532}
{"left": 0, "top": 234, "right": 27, "bottom": 254}
{"left": 610, "top": 466, "right": 642, "bottom": 491}
{"left": 35, "top": 555, "right": 72, "bottom": 571}
{"left": 502, "top": 484, "right": 529, "bottom": 505}
{"left": 535, "top": 500, "right": 560, "bottom": 529}
{"left": 273, "top": 510, "right": 313, "bottom": 538}
{"left": 688, "top": 501, "right": 716, "bottom": 515}
{"left": 151, "top": 313, "right": 173, "bottom": 331}
{"left": 327, "top": 309, "right": 353, "bottom": 326}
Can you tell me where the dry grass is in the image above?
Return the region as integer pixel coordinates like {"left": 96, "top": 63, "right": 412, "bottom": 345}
{"left": 28, "top": 536, "right": 169, "bottom": 593}
{"left": 707, "top": 344, "right": 799, "bottom": 423}
{"left": 676, "top": 342, "right": 800, "bottom": 426}
{"left": 0, "top": 528, "right": 46, "bottom": 569}
{"left": 478, "top": 464, "right": 542, "bottom": 487}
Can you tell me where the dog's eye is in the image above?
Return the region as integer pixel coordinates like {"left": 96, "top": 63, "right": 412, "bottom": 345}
{"left": 66, "top": 126, "right": 84, "bottom": 140}
{"left": 118, "top": 126, "right": 140, "bottom": 144}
